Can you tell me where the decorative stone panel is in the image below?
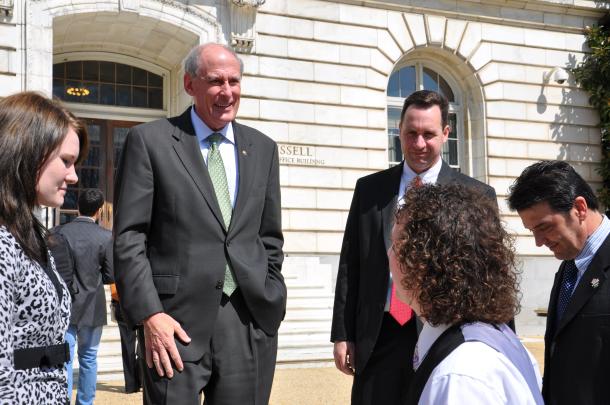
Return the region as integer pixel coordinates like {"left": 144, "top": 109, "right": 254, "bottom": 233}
{"left": 229, "top": 0, "right": 265, "bottom": 53}
{"left": 0, "top": 0, "right": 13, "bottom": 17}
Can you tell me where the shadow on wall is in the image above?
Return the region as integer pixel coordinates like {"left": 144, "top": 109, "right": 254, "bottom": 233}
{"left": 547, "top": 54, "right": 599, "bottom": 164}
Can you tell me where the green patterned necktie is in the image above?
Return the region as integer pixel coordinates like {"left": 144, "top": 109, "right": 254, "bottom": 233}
{"left": 207, "top": 132, "right": 237, "bottom": 296}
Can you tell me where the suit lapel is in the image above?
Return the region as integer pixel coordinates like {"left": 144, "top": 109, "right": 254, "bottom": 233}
{"left": 170, "top": 108, "right": 226, "bottom": 230}
{"left": 546, "top": 267, "right": 562, "bottom": 340}
{"left": 436, "top": 160, "right": 455, "bottom": 185}
{"left": 230, "top": 122, "right": 256, "bottom": 232}
{"left": 381, "top": 163, "right": 404, "bottom": 252}
{"left": 555, "top": 234, "right": 610, "bottom": 335}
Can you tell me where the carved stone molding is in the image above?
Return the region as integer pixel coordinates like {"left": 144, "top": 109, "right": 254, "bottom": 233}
{"left": 229, "top": 0, "right": 265, "bottom": 52}
{"left": 231, "top": 0, "right": 265, "bottom": 7}
{"left": 0, "top": 0, "right": 13, "bottom": 17}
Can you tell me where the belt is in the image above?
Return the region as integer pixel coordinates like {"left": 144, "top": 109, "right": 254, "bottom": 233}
{"left": 13, "top": 342, "right": 70, "bottom": 370}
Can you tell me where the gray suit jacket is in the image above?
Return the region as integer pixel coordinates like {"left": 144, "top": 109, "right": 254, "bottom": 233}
{"left": 54, "top": 217, "right": 113, "bottom": 327}
{"left": 331, "top": 161, "right": 497, "bottom": 373}
{"left": 113, "top": 107, "right": 286, "bottom": 361}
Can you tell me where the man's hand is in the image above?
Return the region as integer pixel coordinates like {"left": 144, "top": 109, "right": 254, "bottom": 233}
{"left": 333, "top": 340, "right": 356, "bottom": 376}
{"left": 143, "top": 312, "right": 191, "bottom": 378}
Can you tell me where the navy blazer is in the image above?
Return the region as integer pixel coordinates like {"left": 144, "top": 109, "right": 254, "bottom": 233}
{"left": 543, "top": 231, "right": 610, "bottom": 405}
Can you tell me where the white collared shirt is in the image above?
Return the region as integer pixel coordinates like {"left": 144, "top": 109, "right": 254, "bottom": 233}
{"left": 190, "top": 107, "right": 239, "bottom": 207}
{"left": 415, "top": 322, "right": 542, "bottom": 405}
{"left": 397, "top": 158, "right": 443, "bottom": 207}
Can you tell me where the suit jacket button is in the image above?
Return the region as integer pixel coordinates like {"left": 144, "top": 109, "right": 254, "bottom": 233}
{"left": 215, "top": 280, "right": 223, "bottom": 289}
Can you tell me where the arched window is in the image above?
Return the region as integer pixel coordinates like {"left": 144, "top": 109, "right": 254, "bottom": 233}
{"left": 51, "top": 59, "right": 166, "bottom": 226}
{"left": 53, "top": 60, "right": 164, "bottom": 109}
{"left": 387, "top": 63, "right": 461, "bottom": 170}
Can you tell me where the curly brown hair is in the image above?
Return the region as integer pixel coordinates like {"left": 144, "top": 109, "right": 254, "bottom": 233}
{"left": 393, "top": 183, "right": 519, "bottom": 326}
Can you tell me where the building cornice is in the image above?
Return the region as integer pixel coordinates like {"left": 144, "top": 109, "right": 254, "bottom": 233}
{"left": 311, "top": 0, "right": 609, "bottom": 34}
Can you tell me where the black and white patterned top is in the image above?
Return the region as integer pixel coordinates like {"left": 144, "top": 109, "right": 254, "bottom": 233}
{"left": 0, "top": 226, "right": 71, "bottom": 404}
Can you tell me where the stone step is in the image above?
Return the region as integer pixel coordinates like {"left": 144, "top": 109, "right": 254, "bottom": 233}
{"left": 287, "top": 296, "right": 333, "bottom": 309}
{"left": 277, "top": 346, "right": 333, "bottom": 363}
{"left": 283, "top": 307, "right": 333, "bottom": 321}
{"left": 279, "top": 332, "right": 329, "bottom": 346}
{"left": 279, "top": 320, "right": 332, "bottom": 333}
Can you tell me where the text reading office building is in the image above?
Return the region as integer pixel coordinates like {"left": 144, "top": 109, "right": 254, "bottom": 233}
{"left": 1, "top": 0, "right": 606, "bottom": 367}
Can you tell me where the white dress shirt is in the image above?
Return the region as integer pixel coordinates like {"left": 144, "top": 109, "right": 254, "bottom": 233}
{"left": 190, "top": 107, "right": 239, "bottom": 207}
{"left": 397, "top": 158, "right": 443, "bottom": 207}
{"left": 415, "top": 322, "right": 542, "bottom": 405}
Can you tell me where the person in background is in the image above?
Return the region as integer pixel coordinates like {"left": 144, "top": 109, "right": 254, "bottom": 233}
{"left": 110, "top": 283, "right": 141, "bottom": 394}
{"left": 0, "top": 91, "right": 88, "bottom": 403}
{"left": 331, "top": 90, "right": 497, "bottom": 404}
{"left": 389, "top": 183, "right": 543, "bottom": 405}
{"left": 508, "top": 160, "right": 610, "bottom": 405}
{"left": 54, "top": 188, "right": 113, "bottom": 405}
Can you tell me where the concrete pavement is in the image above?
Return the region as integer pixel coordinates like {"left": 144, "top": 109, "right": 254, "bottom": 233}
{"left": 88, "top": 338, "right": 545, "bottom": 405}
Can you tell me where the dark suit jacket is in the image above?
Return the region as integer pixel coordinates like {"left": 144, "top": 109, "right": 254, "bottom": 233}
{"left": 330, "top": 160, "right": 496, "bottom": 373}
{"left": 113, "top": 107, "right": 286, "bottom": 361}
{"left": 543, "top": 232, "right": 610, "bottom": 405}
{"left": 54, "top": 217, "right": 114, "bottom": 327}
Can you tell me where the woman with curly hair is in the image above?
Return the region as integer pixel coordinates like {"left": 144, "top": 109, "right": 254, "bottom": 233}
{"left": 0, "top": 92, "right": 88, "bottom": 404}
{"left": 389, "top": 183, "right": 543, "bottom": 405}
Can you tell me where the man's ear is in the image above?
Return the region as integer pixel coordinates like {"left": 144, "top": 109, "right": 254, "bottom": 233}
{"left": 573, "top": 196, "right": 588, "bottom": 222}
{"left": 442, "top": 125, "right": 450, "bottom": 142}
{"left": 184, "top": 73, "right": 195, "bottom": 97}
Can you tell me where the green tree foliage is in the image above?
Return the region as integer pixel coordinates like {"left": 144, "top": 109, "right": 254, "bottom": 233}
{"left": 571, "top": 19, "right": 610, "bottom": 210}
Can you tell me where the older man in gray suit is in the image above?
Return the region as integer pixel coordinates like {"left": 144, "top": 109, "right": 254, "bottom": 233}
{"left": 114, "top": 43, "right": 285, "bottom": 405}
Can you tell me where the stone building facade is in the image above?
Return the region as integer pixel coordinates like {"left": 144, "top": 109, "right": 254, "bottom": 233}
{"left": 1, "top": 0, "right": 606, "bottom": 342}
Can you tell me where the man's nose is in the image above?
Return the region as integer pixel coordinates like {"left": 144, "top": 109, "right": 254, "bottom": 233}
{"left": 413, "top": 135, "right": 426, "bottom": 149}
{"left": 533, "top": 232, "right": 545, "bottom": 247}
{"left": 219, "top": 80, "right": 231, "bottom": 93}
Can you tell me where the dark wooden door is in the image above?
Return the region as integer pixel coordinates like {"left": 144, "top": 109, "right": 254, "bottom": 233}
{"left": 56, "top": 119, "right": 139, "bottom": 230}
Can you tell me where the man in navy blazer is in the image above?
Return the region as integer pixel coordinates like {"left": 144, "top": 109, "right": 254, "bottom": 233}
{"left": 508, "top": 160, "right": 610, "bottom": 405}
{"left": 331, "top": 90, "right": 497, "bottom": 404}
{"left": 114, "top": 43, "right": 285, "bottom": 405}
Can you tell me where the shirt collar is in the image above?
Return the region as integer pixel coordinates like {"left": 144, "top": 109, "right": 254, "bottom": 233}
{"left": 402, "top": 157, "right": 443, "bottom": 185}
{"left": 414, "top": 321, "right": 451, "bottom": 370}
{"left": 190, "top": 106, "right": 235, "bottom": 146}
{"left": 75, "top": 216, "right": 96, "bottom": 223}
{"left": 574, "top": 214, "right": 610, "bottom": 274}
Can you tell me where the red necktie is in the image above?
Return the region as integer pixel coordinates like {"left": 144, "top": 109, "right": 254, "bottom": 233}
{"left": 389, "top": 281, "right": 413, "bottom": 325}
{"left": 412, "top": 175, "right": 423, "bottom": 188}
{"left": 388, "top": 174, "right": 420, "bottom": 325}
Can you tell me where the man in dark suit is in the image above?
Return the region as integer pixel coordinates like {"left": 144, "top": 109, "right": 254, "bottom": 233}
{"left": 508, "top": 160, "right": 610, "bottom": 405}
{"left": 113, "top": 43, "right": 285, "bottom": 405}
{"left": 53, "top": 188, "right": 114, "bottom": 405}
{"left": 331, "top": 90, "right": 496, "bottom": 404}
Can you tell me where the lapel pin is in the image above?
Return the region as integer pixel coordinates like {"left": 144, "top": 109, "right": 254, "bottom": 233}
{"left": 242, "top": 150, "right": 247, "bottom": 156}
{"left": 591, "top": 278, "right": 600, "bottom": 288}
